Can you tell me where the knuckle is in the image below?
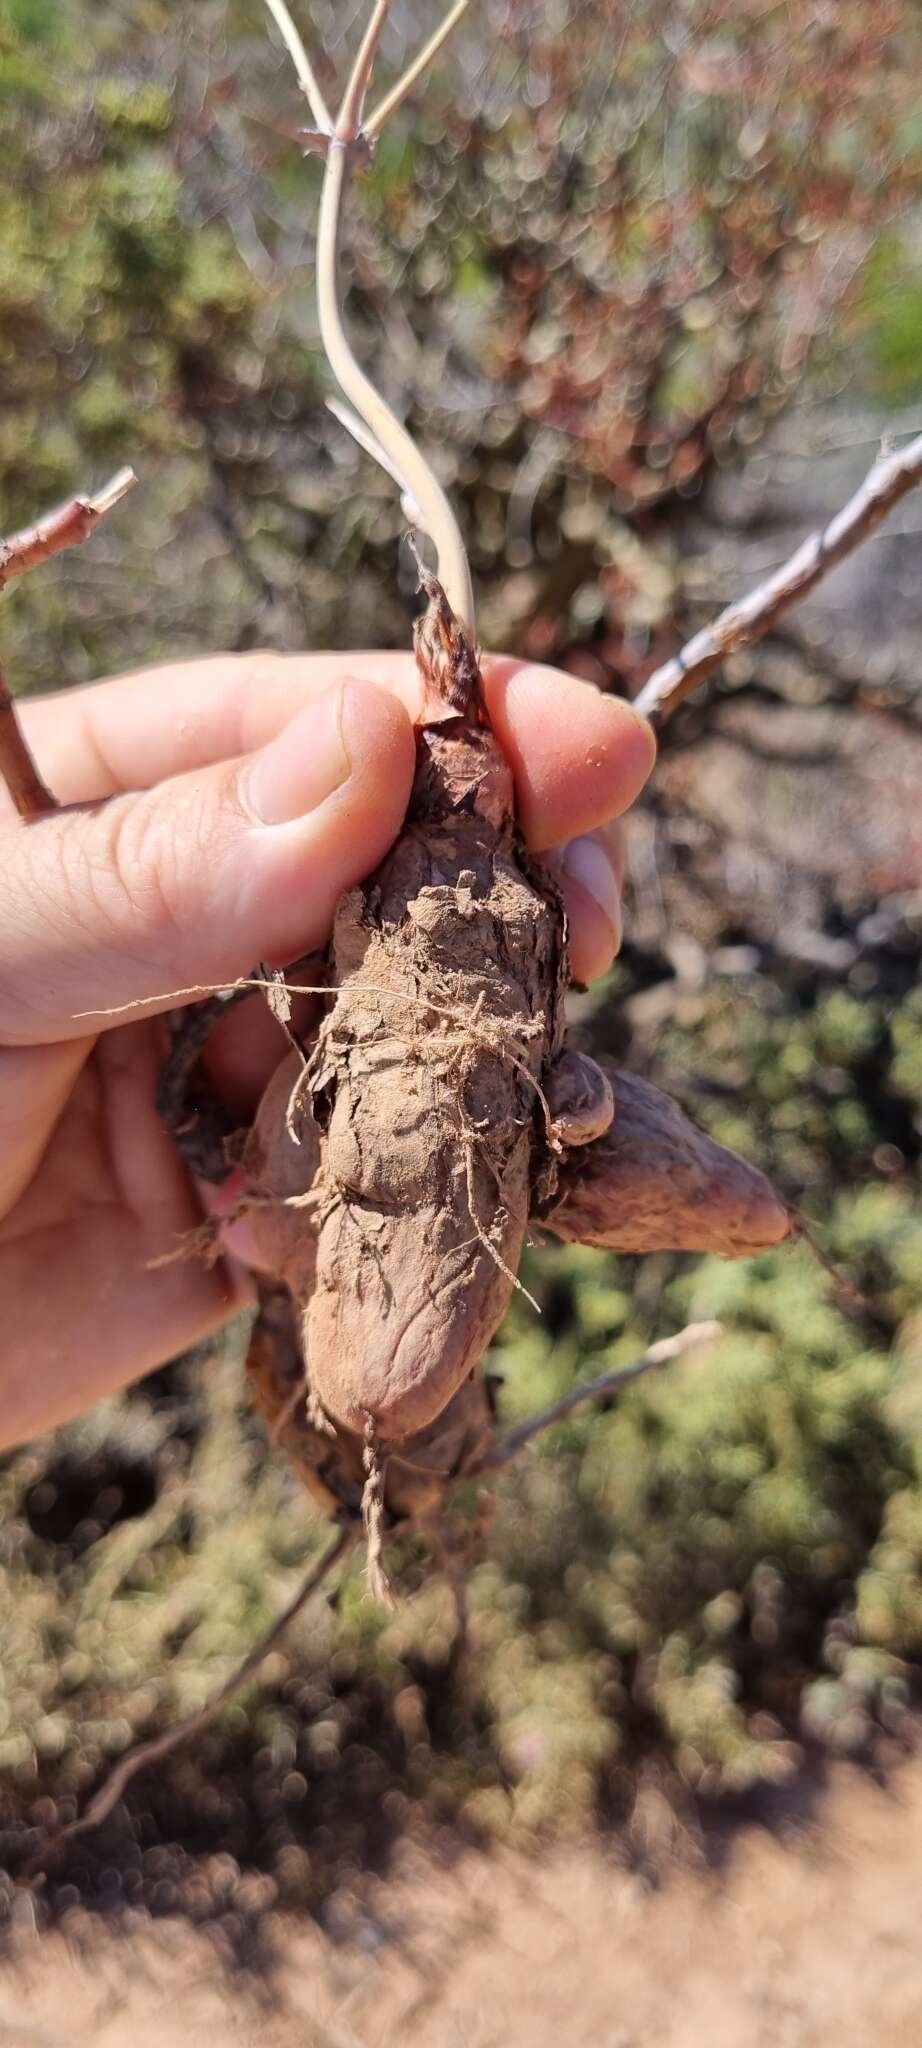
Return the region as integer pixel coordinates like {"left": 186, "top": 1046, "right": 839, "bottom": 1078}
{"left": 65, "top": 791, "right": 190, "bottom": 954}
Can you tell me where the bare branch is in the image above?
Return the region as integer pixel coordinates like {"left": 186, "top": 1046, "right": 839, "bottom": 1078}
{"left": 0, "top": 671, "right": 57, "bottom": 820}
{"left": 0, "top": 469, "right": 136, "bottom": 820}
{"left": 366, "top": 0, "right": 472, "bottom": 138}
{"left": 0, "top": 466, "right": 136, "bottom": 592}
{"left": 473, "top": 1322, "right": 723, "bottom": 1474}
{"left": 23, "top": 1526, "right": 353, "bottom": 1877}
{"left": 634, "top": 429, "right": 922, "bottom": 726}
{"left": 263, "top": 0, "right": 332, "bottom": 133}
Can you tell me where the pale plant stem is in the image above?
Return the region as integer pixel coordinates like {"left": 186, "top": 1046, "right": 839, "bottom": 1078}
{"left": 365, "top": 0, "right": 472, "bottom": 137}
{"left": 335, "top": 0, "right": 391, "bottom": 141}
{"left": 316, "top": 135, "right": 475, "bottom": 629}
{"left": 260, "top": 0, "right": 475, "bottom": 630}
{"left": 326, "top": 396, "right": 422, "bottom": 520}
{"left": 474, "top": 1322, "right": 723, "bottom": 1474}
{"left": 263, "top": 0, "right": 331, "bottom": 132}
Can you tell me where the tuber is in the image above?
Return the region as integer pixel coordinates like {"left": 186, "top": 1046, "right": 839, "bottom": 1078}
{"left": 537, "top": 1061, "right": 789, "bottom": 1259}
{"left": 232, "top": 563, "right": 791, "bottom": 1449}
{"left": 298, "top": 578, "right": 572, "bottom": 1443}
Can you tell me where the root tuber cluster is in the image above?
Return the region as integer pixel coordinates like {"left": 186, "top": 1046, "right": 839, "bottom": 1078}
{"left": 212, "top": 570, "right": 790, "bottom": 1570}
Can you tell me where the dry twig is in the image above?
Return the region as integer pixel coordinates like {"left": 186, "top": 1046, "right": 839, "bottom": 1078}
{"left": 634, "top": 430, "right": 922, "bottom": 725}
{"left": 23, "top": 1525, "right": 352, "bottom": 1877}
{"left": 0, "top": 467, "right": 136, "bottom": 592}
{"left": 0, "top": 467, "right": 136, "bottom": 820}
{"left": 473, "top": 1320, "right": 723, "bottom": 1474}
{"left": 0, "top": 669, "right": 57, "bottom": 821}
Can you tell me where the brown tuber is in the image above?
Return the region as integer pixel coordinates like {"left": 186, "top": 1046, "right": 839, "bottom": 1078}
{"left": 300, "top": 580, "right": 570, "bottom": 1442}
{"left": 236, "top": 578, "right": 790, "bottom": 1460}
{"left": 153, "top": 1, "right": 800, "bottom": 1569}
{"left": 0, "top": 2, "right": 820, "bottom": 1607}
{"left": 538, "top": 1062, "right": 789, "bottom": 1259}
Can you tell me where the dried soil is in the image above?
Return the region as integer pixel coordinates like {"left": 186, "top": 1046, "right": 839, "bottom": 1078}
{"left": 3, "top": 1745, "right": 922, "bottom": 2047}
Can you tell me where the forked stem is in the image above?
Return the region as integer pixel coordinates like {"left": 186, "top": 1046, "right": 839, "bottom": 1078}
{"left": 365, "top": 0, "right": 471, "bottom": 137}
{"left": 264, "top": 0, "right": 475, "bottom": 634}
{"left": 326, "top": 397, "right": 422, "bottom": 521}
{"left": 335, "top": 0, "right": 391, "bottom": 142}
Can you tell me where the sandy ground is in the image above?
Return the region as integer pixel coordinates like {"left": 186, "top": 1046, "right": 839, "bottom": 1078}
{"left": 2, "top": 1748, "right": 922, "bottom": 2048}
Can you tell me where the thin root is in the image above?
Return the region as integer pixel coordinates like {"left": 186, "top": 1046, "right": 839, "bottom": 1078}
{"left": 82, "top": 976, "right": 556, "bottom": 1141}
{"left": 21, "top": 1526, "right": 352, "bottom": 1880}
{"left": 146, "top": 1217, "right": 225, "bottom": 1269}
{"left": 362, "top": 1414, "right": 397, "bottom": 1609}
{"left": 473, "top": 1322, "right": 724, "bottom": 1474}
{"left": 462, "top": 1128, "right": 540, "bottom": 1316}
{"left": 789, "top": 1211, "right": 870, "bottom": 1315}
{"left": 268, "top": 1371, "right": 310, "bottom": 1444}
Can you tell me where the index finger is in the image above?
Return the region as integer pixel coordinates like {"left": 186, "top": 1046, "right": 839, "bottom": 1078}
{"left": 13, "top": 650, "right": 655, "bottom": 852}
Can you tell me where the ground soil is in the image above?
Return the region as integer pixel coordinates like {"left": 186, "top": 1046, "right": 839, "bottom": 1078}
{"left": 3, "top": 1743, "right": 921, "bottom": 2047}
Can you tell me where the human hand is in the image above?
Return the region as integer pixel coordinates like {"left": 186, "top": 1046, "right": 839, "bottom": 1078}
{"left": 0, "top": 651, "right": 654, "bottom": 1448}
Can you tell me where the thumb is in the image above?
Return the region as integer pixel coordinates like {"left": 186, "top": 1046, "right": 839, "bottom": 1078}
{"left": 0, "top": 677, "right": 415, "bottom": 1046}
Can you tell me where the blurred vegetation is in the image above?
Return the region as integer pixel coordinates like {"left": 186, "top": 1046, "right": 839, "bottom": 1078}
{"left": 0, "top": 0, "right": 922, "bottom": 1949}
{"left": 2, "top": 0, "right": 921, "bottom": 680}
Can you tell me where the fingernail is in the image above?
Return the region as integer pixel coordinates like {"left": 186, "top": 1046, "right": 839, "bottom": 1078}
{"left": 562, "top": 834, "right": 622, "bottom": 936}
{"left": 243, "top": 683, "right": 351, "bottom": 825}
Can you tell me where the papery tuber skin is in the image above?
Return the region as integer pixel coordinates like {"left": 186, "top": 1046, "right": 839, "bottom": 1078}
{"left": 302, "top": 582, "right": 569, "bottom": 1443}
{"left": 238, "top": 665, "right": 785, "bottom": 1466}
{"left": 246, "top": 1281, "right": 494, "bottom": 1524}
{"left": 242, "top": 1052, "right": 788, "bottom": 1300}
{"left": 242, "top": 1048, "right": 322, "bottom": 1298}
{"left": 538, "top": 1062, "right": 790, "bottom": 1257}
